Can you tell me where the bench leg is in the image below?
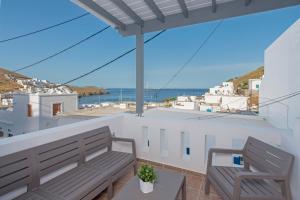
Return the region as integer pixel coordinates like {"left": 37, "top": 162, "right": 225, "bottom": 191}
{"left": 107, "top": 180, "right": 113, "bottom": 200}
{"left": 134, "top": 162, "right": 138, "bottom": 175}
{"left": 204, "top": 176, "right": 210, "bottom": 195}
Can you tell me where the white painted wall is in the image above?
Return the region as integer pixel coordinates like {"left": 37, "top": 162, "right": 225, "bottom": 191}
{"left": 13, "top": 94, "right": 40, "bottom": 135}
{"left": 172, "top": 101, "right": 197, "bottom": 110}
{"left": 221, "top": 96, "right": 248, "bottom": 111}
{"left": 260, "top": 19, "right": 300, "bottom": 129}
{"left": 121, "top": 111, "right": 282, "bottom": 174}
{"left": 2, "top": 93, "right": 79, "bottom": 136}
{"left": 204, "top": 95, "right": 221, "bottom": 104}
{"left": 0, "top": 111, "right": 284, "bottom": 199}
{"left": 0, "top": 110, "right": 13, "bottom": 137}
{"left": 260, "top": 18, "right": 300, "bottom": 199}
{"left": 38, "top": 94, "right": 78, "bottom": 130}
{"left": 248, "top": 79, "right": 261, "bottom": 92}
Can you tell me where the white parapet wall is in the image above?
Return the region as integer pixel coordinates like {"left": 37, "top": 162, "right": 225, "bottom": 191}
{"left": 260, "top": 18, "right": 300, "bottom": 199}
{"left": 121, "top": 109, "right": 282, "bottom": 174}
{"left": 0, "top": 109, "right": 287, "bottom": 199}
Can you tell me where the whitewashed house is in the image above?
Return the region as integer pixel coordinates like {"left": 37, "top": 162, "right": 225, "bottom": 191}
{"left": 209, "top": 82, "right": 234, "bottom": 95}
{"left": 248, "top": 79, "right": 262, "bottom": 93}
{"left": 0, "top": 93, "right": 78, "bottom": 137}
{"left": 220, "top": 95, "right": 248, "bottom": 111}
{"left": 172, "top": 96, "right": 199, "bottom": 110}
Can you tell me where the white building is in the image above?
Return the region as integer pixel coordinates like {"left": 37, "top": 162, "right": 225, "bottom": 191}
{"left": 209, "top": 82, "right": 234, "bottom": 95}
{"left": 260, "top": 19, "right": 300, "bottom": 198}
{"left": 248, "top": 79, "right": 262, "bottom": 93}
{"left": 172, "top": 96, "right": 199, "bottom": 110}
{"left": 203, "top": 94, "right": 248, "bottom": 112}
{"left": 204, "top": 94, "right": 222, "bottom": 104}
{"left": 0, "top": 93, "right": 78, "bottom": 137}
{"left": 220, "top": 96, "right": 248, "bottom": 111}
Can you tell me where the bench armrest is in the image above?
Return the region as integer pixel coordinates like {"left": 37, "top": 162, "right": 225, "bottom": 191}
{"left": 233, "top": 171, "right": 285, "bottom": 199}
{"left": 112, "top": 137, "right": 136, "bottom": 157}
{"left": 207, "top": 148, "right": 243, "bottom": 167}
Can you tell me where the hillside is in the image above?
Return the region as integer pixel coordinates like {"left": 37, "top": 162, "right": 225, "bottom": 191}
{"left": 229, "top": 66, "right": 264, "bottom": 92}
{"left": 69, "top": 86, "right": 107, "bottom": 97}
{"left": 0, "top": 67, "right": 106, "bottom": 96}
{"left": 0, "top": 68, "right": 30, "bottom": 93}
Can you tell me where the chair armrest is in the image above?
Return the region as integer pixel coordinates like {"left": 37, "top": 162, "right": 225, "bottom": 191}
{"left": 112, "top": 137, "right": 136, "bottom": 157}
{"left": 236, "top": 171, "right": 284, "bottom": 181}
{"left": 207, "top": 148, "right": 243, "bottom": 167}
{"left": 233, "top": 171, "right": 285, "bottom": 199}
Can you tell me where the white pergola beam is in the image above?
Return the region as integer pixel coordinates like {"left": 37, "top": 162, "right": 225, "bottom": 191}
{"left": 212, "top": 0, "right": 217, "bottom": 13}
{"left": 111, "top": 0, "right": 144, "bottom": 26}
{"left": 77, "top": 0, "right": 125, "bottom": 30}
{"left": 145, "top": 0, "right": 165, "bottom": 23}
{"left": 245, "top": 0, "right": 252, "bottom": 6}
{"left": 120, "top": 0, "right": 300, "bottom": 36}
{"left": 177, "top": 0, "right": 189, "bottom": 18}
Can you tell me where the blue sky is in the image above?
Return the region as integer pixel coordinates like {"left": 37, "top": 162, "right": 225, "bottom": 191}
{"left": 1, "top": 0, "right": 300, "bottom": 89}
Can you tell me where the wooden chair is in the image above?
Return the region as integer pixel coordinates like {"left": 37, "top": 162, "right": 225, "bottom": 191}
{"left": 205, "top": 136, "right": 294, "bottom": 200}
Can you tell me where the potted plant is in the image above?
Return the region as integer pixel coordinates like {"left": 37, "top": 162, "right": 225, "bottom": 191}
{"left": 137, "top": 164, "right": 157, "bottom": 193}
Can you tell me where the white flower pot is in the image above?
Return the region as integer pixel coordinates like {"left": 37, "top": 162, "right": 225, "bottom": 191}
{"left": 139, "top": 179, "right": 154, "bottom": 193}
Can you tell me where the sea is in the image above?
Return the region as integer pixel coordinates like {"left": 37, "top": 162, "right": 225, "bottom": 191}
{"left": 79, "top": 88, "right": 208, "bottom": 104}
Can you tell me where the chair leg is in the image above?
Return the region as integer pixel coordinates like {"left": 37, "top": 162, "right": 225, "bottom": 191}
{"left": 282, "top": 181, "right": 292, "bottom": 200}
{"left": 204, "top": 177, "right": 210, "bottom": 195}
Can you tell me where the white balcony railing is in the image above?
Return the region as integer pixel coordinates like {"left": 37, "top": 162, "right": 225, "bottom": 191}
{"left": 0, "top": 109, "right": 287, "bottom": 199}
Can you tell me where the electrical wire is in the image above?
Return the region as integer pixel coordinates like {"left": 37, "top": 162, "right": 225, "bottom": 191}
{"left": 13, "top": 26, "right": 110, "bottom": 72}
{"left": 58, "top": 30, "right": 166, "bottom": 86}
{"left": 0, "top": 13, "right": 89, "bottom": 43}
{"left": 154, "top": 20, "right": 223, "bottom": 99}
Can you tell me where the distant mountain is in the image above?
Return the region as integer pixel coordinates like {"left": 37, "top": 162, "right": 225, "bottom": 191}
{"left": 69, "top": 86, "right": 107, "bottom": 97}
{"left": 0, "top": 67, "right": 106, "bottom": 96}
{"left": 228, "top": 66, "right": 264, "bottom": 92}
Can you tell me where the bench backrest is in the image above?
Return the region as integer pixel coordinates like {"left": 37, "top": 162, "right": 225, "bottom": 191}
{"left": 244, "top": 137, "right": 294, "bottom": 177}
{"left": 0, "top": 126, "right": 112, "bottom": 196}
{"left": 0, "top": 150, "right": 34, "bottom": 195}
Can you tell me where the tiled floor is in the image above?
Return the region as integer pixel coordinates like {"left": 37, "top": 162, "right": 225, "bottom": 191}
{"left": 95, "top": 160, "right": 222, "bottom": 200}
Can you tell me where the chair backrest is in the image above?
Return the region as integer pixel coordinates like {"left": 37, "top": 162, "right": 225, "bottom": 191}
{"left": 0, "top": 126, "right": 112, "bottom": 195}
{"left": 0, "top": 149, "right": 34, "bottom": 196}
{"left": 244, "top": 137, "right": 294, "bottom": 177}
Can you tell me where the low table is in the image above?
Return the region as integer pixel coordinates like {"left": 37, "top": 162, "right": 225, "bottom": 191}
{"left": 112, "top": 169, "right": 186, "bottom": 200}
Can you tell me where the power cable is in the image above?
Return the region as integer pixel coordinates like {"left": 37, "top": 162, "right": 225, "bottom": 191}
{"left": 154, "top": 20, "right": 224, "bottom": 100}
{"left": 0, "top": 13, "right": 89, "bottom": 43}
{"left": 13, "top": 26, "right": 110, "bottom": 72}
{"left": 59, "top": 30, "right": 166, "bottom": 86}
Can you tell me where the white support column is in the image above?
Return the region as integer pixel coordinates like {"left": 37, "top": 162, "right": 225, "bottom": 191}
{"left": 136, "top": 30, "right": 144, "bottom": 116}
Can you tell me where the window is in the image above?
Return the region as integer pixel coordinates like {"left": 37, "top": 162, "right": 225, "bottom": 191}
{"left": 256, "top": 84, "right": 260, "bottom": 89}
{"left": 27, "top": 104, "right": 32, "bottom": 117}
{"left": 52, "top": 103, "right": 62, "bottom": 116}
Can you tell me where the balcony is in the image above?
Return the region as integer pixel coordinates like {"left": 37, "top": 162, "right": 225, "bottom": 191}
{"left": 0, "top": 108, "right": 290, "bottom": 200}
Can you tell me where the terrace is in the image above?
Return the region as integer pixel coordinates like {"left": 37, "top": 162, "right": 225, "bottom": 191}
{"left": 1, "top": 0, "right": 300, "bottom": 200}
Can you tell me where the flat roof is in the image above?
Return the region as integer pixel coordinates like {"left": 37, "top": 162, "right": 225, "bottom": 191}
{"left": 73, "top": 0, "right": 300, "bottom": 36}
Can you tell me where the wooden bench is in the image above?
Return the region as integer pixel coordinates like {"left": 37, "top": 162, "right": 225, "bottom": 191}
{"left": 205, "top": 136, "right": 294, "bottom": 200}
{"left": 0, "top": 126, "right": 137, "bottom": 200}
